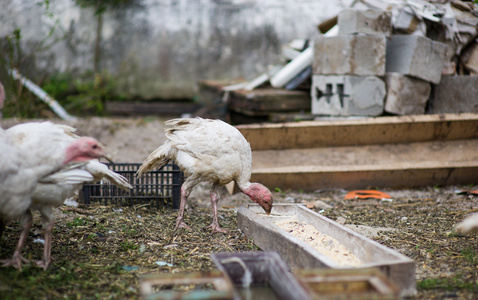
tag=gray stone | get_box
[338,8,392,36]
[313,35,386,76]
[385,73,431,115]
[311,75,385,116]
[385,35,448,84]
[428,75,478,113]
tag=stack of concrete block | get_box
[427,76,478,113]
[311,9,389,116]
[312,8,450,117]
[384,35,448,115]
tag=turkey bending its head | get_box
[243,182,273,215]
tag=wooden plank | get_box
[251,164,478,192]
[269,112,315,123]
[236,113,478,150]
[228,88,310,116]
[197,79,311,120]
[250,139,478,191]
[105,101,200,116]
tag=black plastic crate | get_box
[81,163,183,209]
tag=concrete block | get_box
[313,35,386,76]
[393,6,422,34]
[384,73,431,115]
[311,75,385,116]
[428,76,478,114]
[385,35,448,84]
[338,8,392,36]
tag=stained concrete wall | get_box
[0,0,347,99]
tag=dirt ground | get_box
[1,116,477,299]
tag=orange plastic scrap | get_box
[455,190,478,195]
[344,190,392,201]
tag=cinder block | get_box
[385,35,448,84]
[313,35,386,76]
[427,75,478,113]
[311,75,385,116]
[393,6,421,34]
[338,8,392,36]
[384,73,431,115]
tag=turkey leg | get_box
[174,187,191,231]
[1,210,32,270]
[35,219,54,270]
[207,185,229,234]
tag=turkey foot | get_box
[1,251,29,270]
[174,218,191,231]
[34,258,51,270]
[207,222,230,234]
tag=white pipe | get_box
[270,47,313,88]
[9,68,77,121]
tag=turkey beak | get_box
[264,206,272,215]
[102,153,114,163]
[97,141,114,162]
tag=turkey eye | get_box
[92,145,98,149]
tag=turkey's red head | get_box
[245,183,273,215]
[64,137,108,164]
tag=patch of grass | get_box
[120,241,139,252]
[66,217,88,227]
[418,274,478,292]
[460,247,477,264]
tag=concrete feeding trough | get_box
[237,204,416,297]
[211,251,311,300]
[139,271,234,300]
[295,268,399,300]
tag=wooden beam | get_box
[252,163,478,192]
[237,113,478,150]
[228,88,310,116]
[250,138,478,191]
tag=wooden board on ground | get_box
[236,113,478,150]
[250,139,478,191]
[228,88,310,116]
[234,113,478,191]
[197,79,310,120]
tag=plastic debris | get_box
[155,261,173,267]
[345,190,393,201]
[33,238,45,245]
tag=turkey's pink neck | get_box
[241,183,260,201]
[63,138,99,164]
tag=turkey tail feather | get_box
[136,143,171,177]
[102,169,133,191]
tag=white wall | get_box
[0,0,349,99]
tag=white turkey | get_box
[2,121,132,269]
[136,117,273,233]
[455,213,478,233]
[0,131,107,269]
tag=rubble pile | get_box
[311,0,478,116]
[222,0,478,119]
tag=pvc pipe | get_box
[9,68,77,121]
[270,47,313,88]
